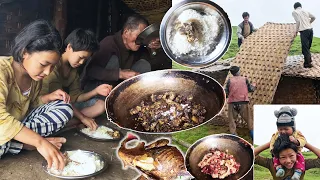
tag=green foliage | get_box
[172,124,252,153]
[289,36,320,56]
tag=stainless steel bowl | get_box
[42,150,107,179]
[160,0,232,68]
[185,134,254,180]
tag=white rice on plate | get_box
[48,150,104,176]
[169,8,221,57]
[81,126,118,139]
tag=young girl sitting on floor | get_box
[0,20,73,170]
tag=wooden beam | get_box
[111,0,119,34]
[53,0,67,39]
[95,0,102,39]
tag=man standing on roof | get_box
[237,12,256,47]
[292,2,316,68]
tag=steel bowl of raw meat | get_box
[160,0,232,68]
[105,70,226,134]
[185,134,254,180]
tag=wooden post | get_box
[111,0,119,34]
[53,0,67,40]
[95,0,102,39]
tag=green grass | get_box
[172,61,190,70]
[172,125,213,153]
[219,26,240,60]
[172,124,252,154]
[254,148,320,180]
[254,164,274,180]
[289,35,320,56]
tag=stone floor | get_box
[0,117,253,180]
[0,118,172,180]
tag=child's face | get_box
[22,51,59,81]
[277,126,294,135]
[279,148,297,169]
[66,45,92,68]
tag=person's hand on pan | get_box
[119,69,140,80]
[148,38,161,50]
[95,84,113,97]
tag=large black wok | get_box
[105,70,225,134]
[185,134,254,180]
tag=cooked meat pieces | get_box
[175,19,204,43]
[108,130,120,138]
[129,92,206,132]
[198,149,240,179]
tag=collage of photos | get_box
[0,0,319,180]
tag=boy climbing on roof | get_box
[225,66,256,140]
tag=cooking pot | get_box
[105,70,226,134]
[185,134,254,180]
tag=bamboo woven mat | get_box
[122,0,171,24]
[273,77,317,104]
[199,53,320,79]
[216,22,297,127]
[282,53,320,79]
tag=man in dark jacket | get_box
[80,14,166,92]
[237,12,256,47]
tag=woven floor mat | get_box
[216,22,297,127]
[282,53,320,79]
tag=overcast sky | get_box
[173,0,320,37]
[254,105,320,151]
